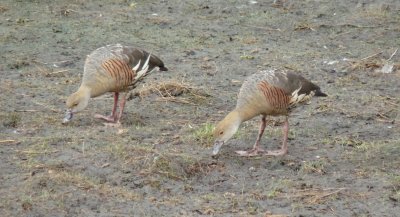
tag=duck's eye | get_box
[219,131,224,135]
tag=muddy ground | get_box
[1,0,399,216]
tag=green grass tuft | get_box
[192,123,214,147]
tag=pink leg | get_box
[94,92,119,122]
[96,92,128,127]
[236,115,267,156]
[264,116,288,156]
[236,116,289,157]
[115,92,128,123]
[111,92,119,118]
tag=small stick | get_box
[14,109,39,112]
[336,23,377,28]
[376,118,394,123]
[17,150,58,154]
[50,69,69,74]
[359,52,382,61]
[290,187,346,195]
[309,188,345,203]
[377,113,390,119]
[332,31,351,38]
[82,142,85,155]
[32,59,73,66]
[243,25,282,32]
[385,101,399,107]
[0,140,19,144]
[387,48,398,61]
[156,97,196,105]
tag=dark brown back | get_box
[122,46,168,72]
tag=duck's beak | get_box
[62,109,73,124]
[212,140,224,156]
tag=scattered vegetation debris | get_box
[146,16,170,25]
[130,80,210,105]
[346,49,400,72]
[266,214,288,217]
[8,58,30,69]
[0,5,8,13]
[240,36,259,45]
[0,139,20,145]
[2,112,21,128]
[129,2,137,8]
[389,175,400,202]
[31,60,71,77]
[294,22,315,31]
[16,18,31,25]
[48,4,80,16]
[240,54,255,60]
[184,160,221,177]
[243,25,281,32]
[380,48,398,74]
[138,149,222,180]
[380,62,394,74]
[21,201,33,211]
[191,123,214,147]
[300,160,327,175]
[284,188,346,204]
[141,80,191,97]
[59,7,77,16]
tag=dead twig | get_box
[336,23,377,28]
[378,96,399,107]
[243,25,282,32]
[32,59,74,67]
[307,188,345,203]
[284,188,346,204]
[294,23,316,31]
[0,140,20,145]
[359,51,383,61]
[319,23,377,29]
[14,109,39,112]
[346,51,386,71]
[50,69,69,75]
[156,97,196,105]
[17,150,58,154]
[387,48,398,61]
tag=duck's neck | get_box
[235,105,259,122]
[224,110,243,128]
[77,85,92,99]
[80,83,104,98]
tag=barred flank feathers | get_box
[101,59,135,89]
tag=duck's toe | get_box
[94,114,117,122]
[235,148,265,157]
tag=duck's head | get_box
[63,87,90,123]
[212,111,242,156]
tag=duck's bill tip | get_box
[212,141,224,156]
[62,111,73,124]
